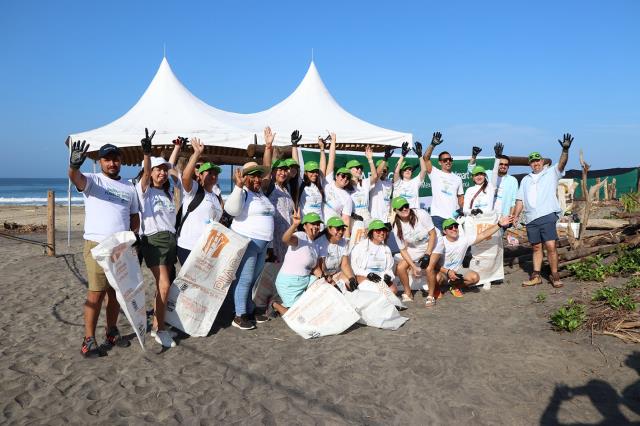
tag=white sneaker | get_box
[154,330,177,348]
[421,284,429,292]
[150,329,178,339]
[401,293,413,302]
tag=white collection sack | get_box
[282,279,359,339]
[343,280,409,330]
[347,220,367,252]
[166,222,249,337]
[91,231,146,349]
[464,213,504,287]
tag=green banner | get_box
[573,168,639,199]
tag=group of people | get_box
[68,127,573,358]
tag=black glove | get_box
[418,254,431,269]
[291,130,302,147]
[470,208,483,216]
[430,131,443,147]
[413,141,423,157]
[383,146,395,161]
[69,140,89,170]
[472,146,482,157]
[401,141,411,157]
[141,128,155,155]
[351,212,364,222]
[366,273,381,283]
[494,142,504,157]
[348,277,359,291]
[558,133,573,152]
[383,274,393,286]
[453,208,464,218]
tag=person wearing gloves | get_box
[272,210,324,315]
[176,138,223,265]
[463,166,496,216]
[513,134,573,288]
[224,159,274,330]
[426,216,512,306]
[323,132,353,237]
[391,196,437,302]
[369,146,395,223]
[315,216,359,291]
[467,143,518,219]
[350,220,396,290]
[422,132,464,231]
[393,141,428,209]
[345,145,380,223]
[293,133,326,220]
[136,129,182,348]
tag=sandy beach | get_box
[1,206,639,424]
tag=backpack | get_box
[175,184,205,238]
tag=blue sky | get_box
[1,0,638,178]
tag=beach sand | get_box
[1,206,639,424]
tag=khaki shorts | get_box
[83,240,109,292]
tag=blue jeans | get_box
[230,238,269,316]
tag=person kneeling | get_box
[350,220,396,291]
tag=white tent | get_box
[67,57,254,160]
[224,61,412,147]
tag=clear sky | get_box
[1,0,638,178]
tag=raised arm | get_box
[167,137,185,181]
[262,127,275,168]
[325,132,337,176]
[413,142,428,181]
[467,145,482,172]
[318,137,327,177]
[182,137,204,193]
[291,129,301,166]
[139,128,155,193]
[557,133,573,172]
[282,207,301,247]
[489,142,503,187]
[422,131,443,174]
[364,145,379,185]
[68,140,90,191]
[393,141,410,183]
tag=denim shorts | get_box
[526,213,559,244]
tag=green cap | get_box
[367,219,388,231]
[326,216,347,228]
[399,161,414,171]
[345,159,363,169]
[284,158,299,167]
[528,152,542,162]
[304,160,320,172]
[442,218,458,230]
[391,196,409,210]
[198,162,221,174]
[471,165,486,175]
[375,159,386,168]
[336,167,352,178]
[272,159,289,169]
[301,212,323,225]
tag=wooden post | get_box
[47,190,55,256]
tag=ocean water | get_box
[0,177,233,206]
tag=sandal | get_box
[425,296,436,307]
[550,273,564,288]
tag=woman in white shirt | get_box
[393,141,427,209]
[391,196,437,302]
[315,216,358,290]
[295,136,327,220]
[463,166,496,216]
[272,210,324,315]
[345,145,379,222]
[350,220,396,290]
[323,133,353,237]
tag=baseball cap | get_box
[442,218,459,230]
[368,219,388,231]
[284,158,299,167]
[150,157,172,169]
[346,159,363,169]
[528,152,542,162]
[391,196,409,210]
[272,159,289,169]
[471,165,486,175]
[326,216,347,228]
[198,162,221,174]
[98,144,120,158]
[399,161,414,171]
[336,167,352,177]
[304,160,320,172]
[301,212,323,225]
[375,159,386,168]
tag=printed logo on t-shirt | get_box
[106,187,132,205]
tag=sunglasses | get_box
[352,166,363,171]
[337,173,351,179]
[396,205,410,211]
[444,224,459,230]
[440,158,453,163]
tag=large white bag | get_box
[91,231,146,349]
[166,222,249,336]
[464,213,504,287]
[347,220,367,252]
[343,280,409,330]
[282,279,360,339]
[252,262,281,308]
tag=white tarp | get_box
[464,213,504,288]
[166,222,249,336]
[282,279,360,339]
[91,231,146,349]
[343,280,409,330]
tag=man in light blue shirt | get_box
[514,134,573,288]
[468,143,518,218]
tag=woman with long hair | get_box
[463,166,495,216]
[349,220,396,290]
[315,216,358,290]
[323,132,353,237]
[296,137,327,220]
[393,141,427,209]
[391,196,437,302]
[345,145,380,222]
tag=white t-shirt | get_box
[393,176,422,209]
[81,173,139,243]
[428,167,464,218]
[463,183,496,215]
[433,233,476,272]
[350,238,395,279]
[316,234,351,276]
[230,189,275,242]
[279,232,319,276]
[323,172,353,219]
[369,179,393,222]
[350,178,372,219]
[299,182,324,220]
[393,209,436,261]
[136,182,176,236]
[177,181,223,251]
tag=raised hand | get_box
[366,272,381,283]
[401,141,411,157]
[291,130,302,147]
[264,127,276,147]
[383,146,395,160]
[141,128,155,155]
[69,140,89,169]
[558,133,573,151]
[234,168,244,188]
[292,207,301,226]
[317,136,325,151]
[494,142,504,157]
[472,146,482,157]
[329,132,336,144]
[364,145,374,161]
[430,131,443,147]
[191,137,204,156]
[413,141,423,157]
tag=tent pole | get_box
[67,142,72,248]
